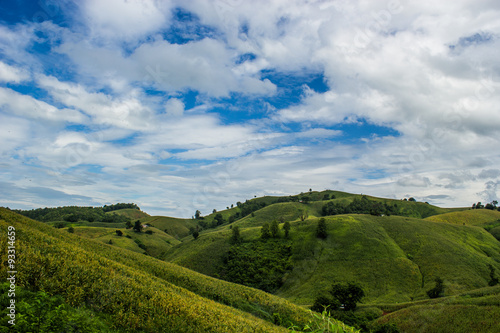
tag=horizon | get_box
[1,1,499,217]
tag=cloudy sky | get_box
[1,0,499,217]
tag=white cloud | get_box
[0,62,29,83]
[80,0,171,41]
[0,87,86,123]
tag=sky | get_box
[0,0,499,217]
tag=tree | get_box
[427,277,445,298]
[133,220,143,233]
[283,221,291,238]
[213,209,217,213]
[261,222,271,239]
[408,197,416,202]
[322,194,330,201]
[67,226,74,233]
[299,209,308,221]
[125,220,133,229]
[213,213,225,226]
[316,218,327,239]
[488,264,499,286]
[115,230,123,236]
[270,220,280,238]
[192,229,199,240]
[230,226,242,244]
[195,210,202,219]
[329,282,365,311]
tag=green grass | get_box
[166,214,500,306]
[69,226,181,257]
[425,209,500,226]
[373,286,500,332]
[0,208,359,332]
[140,215,198,239]
[105,208,149,219]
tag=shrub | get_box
[427,277,445,298]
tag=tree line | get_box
[13,203,140,223]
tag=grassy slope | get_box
[0,208,358,332]
[425,209,500,226]
[70,226,181,257]
[165,214,500,306]
[373,286,500,333]
[140,215,198,239]
[105,208,150,219]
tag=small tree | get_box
[270,220,280,238]
[214,213,225,226]
[261,222,271,239]
[133,220,143,233]
[299,209,308,221]
[125,220,133,229]
[427,277,445,298]
[330,282,365,311]
[488,264,499,286]
[283,221,291,238]
[67,226,74,233]
[192,229,199,240]
[116,230,123,236]
[316,218,328,239]
[230,226,242,244]
[195,210,201,219]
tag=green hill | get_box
[69,225,181,257]
[425,209,500,226]
[165,214,500,306]
[105,208,150,219]
[0,208,358,332]
[372,286,500,332]
[140,215,198,239]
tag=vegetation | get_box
[0,208,357,332]
[316,218,328,239]
[427,277,445,299]
[13,203,140,223]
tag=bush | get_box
[427,277,445,298]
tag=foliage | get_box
[427,277,445,299]
[221,240,293,293]
[261,222,271,239]
[329,282,365,311]
[289,309,360,333]
[271,220,280,238]
[0,208,334,332]
[115,229,123,236]
[13,204,139,223]
[230,226,242,244]
[0,283,119,332]
[488,264,499,286]
[316,218,328,239]
[133,220,142,232]
[283,221,291,238]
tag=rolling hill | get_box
[0,208,357,332]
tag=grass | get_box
[140,215,198,239]
[373,286,500,332]
[69,225,181,257]
[425,209,500,226]
[105,208,149,219]
[166,214,500,306]
[0,208,358,332]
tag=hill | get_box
[425,209,500,226]
[372,285,500,332]
[140,215,198,239]
[105,208,150,220]
[165,213,500,306]
[0,208,358,332]
[69,225,181,257]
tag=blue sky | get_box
[1,0,500,217]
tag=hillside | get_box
[0,208,358,332]
[165,213,500,306]
[69,225,181,257]
[106,208,150,219]
[373,285,500,332]
[425,209,500,226]
[140,215,198,239]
